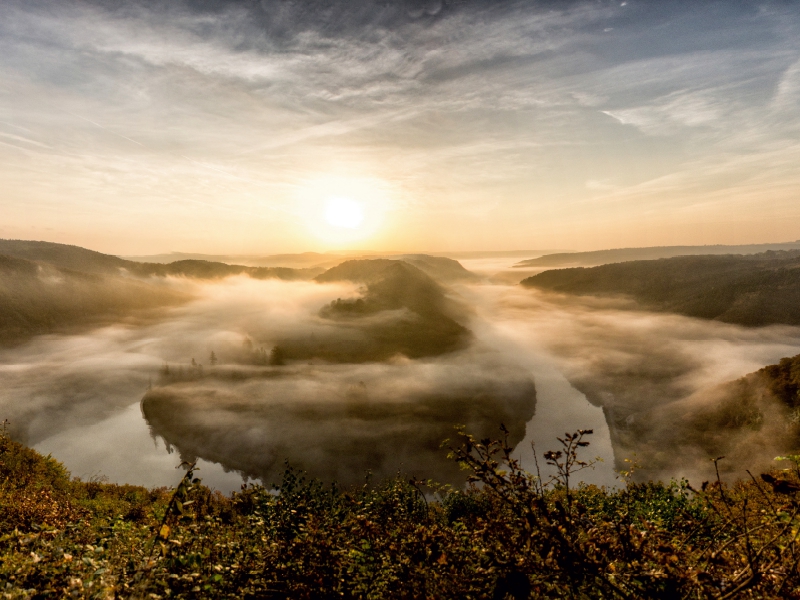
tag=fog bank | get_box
[5,265,798,490]
[465,284,800,482]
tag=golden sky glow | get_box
[0,1,799,254]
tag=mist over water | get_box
[467,284,800,482]
[2,258,800,491]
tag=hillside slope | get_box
[590,353,800,480]
[0,239,129,274]
[0,254,186,342]
[0,240,320,342]
[307,259,471,361]
[521,251,800,326]
[8,427,800,598]
[0,239,320,281]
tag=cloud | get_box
[0,132,51,149]
[773,57,800,112]
[1,0,799,249]
[602,89,724,135]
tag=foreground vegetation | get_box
[4,426,800,598]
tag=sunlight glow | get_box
[296,174,395,248]
[325,197,364,229]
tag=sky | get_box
[0,0,799,255]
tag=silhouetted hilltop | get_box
[315,258,400,284]
[0,240,321,343]
[123,251,344,269]
[0,239,128,274]
[521,251,800,326]
[316,254,478,283]
[0,240,474,285]
[319,260,462,321]
[0,238,320,281]
[515,242,800,268]
[352,254,479,282]
[397,255,478,282]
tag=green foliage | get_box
[762,353,800,409]
[4,426,800,598]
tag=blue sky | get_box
[1,0,798,253]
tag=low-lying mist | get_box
[463,285,800,483]
[3,260,800,490]
[2,273,538,488]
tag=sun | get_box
[296,174,393,246]
[324,196,364,229]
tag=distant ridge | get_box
[515,241,800,268]
[122,251,344,269]
[0,239,320,281]
[521,250,800,327]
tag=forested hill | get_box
[0,239,478,343]
[0,254,186,342]
[304,259,472,360]
[521,251,800,326]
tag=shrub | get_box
[3,425,800,598]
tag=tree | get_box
[209,351,218,366]
[269,345,285,366]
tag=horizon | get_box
[1,0,799,255]
[5,236,800,261]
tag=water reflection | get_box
[35,402,246,493]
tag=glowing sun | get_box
[325,196,364,229]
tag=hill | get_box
[521,251,800,326]
[305,259,472,361]
[353,254,479,282]
[0,254,186,343]
[0,240,323,343]
[583,352,800,481]
[0,239,321,281]
[515,241,800,268]
[0,239,129,274]
[122,251,345,269]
